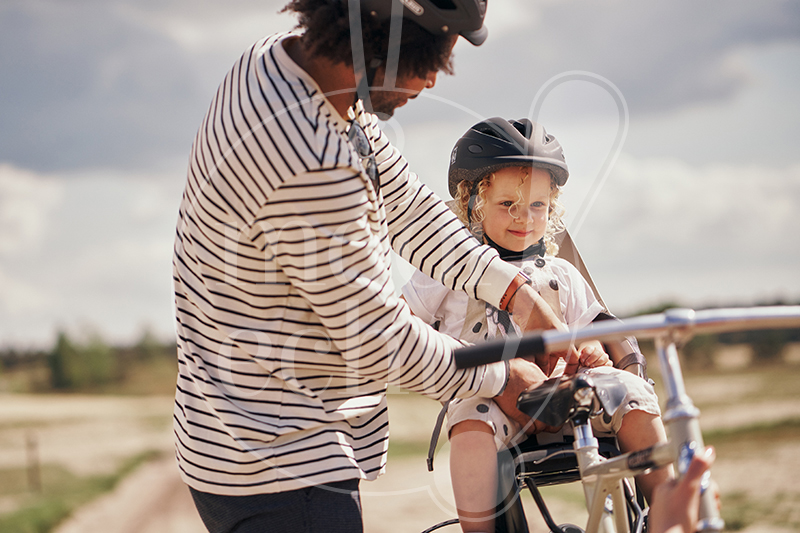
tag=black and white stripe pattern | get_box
[172,32,518,495]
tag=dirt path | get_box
[50,444,800,533]
[53,455,205,533]
[31,384,800,533]
[361,451,588,533]
[0,394,174,476]
[50,447,579,533]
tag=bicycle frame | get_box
[451,305,800,533]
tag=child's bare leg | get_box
[615,410,672,504]
[449,419,498,533]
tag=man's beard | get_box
[366,89,410,119]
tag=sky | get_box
[1,0,799,348]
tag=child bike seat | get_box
[517,373,628,427]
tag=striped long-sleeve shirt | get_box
[172,31,520,495]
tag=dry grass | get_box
[1,359,799,532]
[0,394,174,532]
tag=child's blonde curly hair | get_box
[452,167,566,256]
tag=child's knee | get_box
[619,408,658,429]
[617,409,667,448]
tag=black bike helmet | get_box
[361,0,489,46]
[448,118,569,198]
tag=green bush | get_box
[47,332,117,390]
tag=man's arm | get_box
[505,283,580,376]
[257,167,507,402]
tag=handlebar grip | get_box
[454,334,546,369]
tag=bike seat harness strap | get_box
[427,400,451,471]
[616,351,649,375]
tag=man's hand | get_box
[648,446,718,533]
[508,284,578,375]
[494,358,550,434]
[507,284,562,331]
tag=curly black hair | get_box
[281,0,455,79]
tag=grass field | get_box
[0,351,799,532]
[0,393,174,533]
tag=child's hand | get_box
[562,347,581,376]
[577,341,612,368]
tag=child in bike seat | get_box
[401,118,671,533]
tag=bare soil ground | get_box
[2,358,799,533]
[54,455,204,533]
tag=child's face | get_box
[482,167,551,252]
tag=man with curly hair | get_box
[172,1,567,531]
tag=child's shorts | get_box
[446,366,661,452]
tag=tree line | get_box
[632,299,800,369]
[0,330,176,392]
[1,300,798,391]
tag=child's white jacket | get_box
[402,255,607,341]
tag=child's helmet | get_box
[361,0,489,46]
[448,118,569,198]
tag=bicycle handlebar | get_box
[454,305,800,369]
[453,305,800,533]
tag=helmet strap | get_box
[349,2,404,112]
[348,0,375,110]
[466,180,480,226]
[484,234,546,262]
[381,5,404,90]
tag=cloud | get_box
[1,0,798,345]
[0,0,293,173]
[0,164,64,344]
[0,164,185,347]
[430,0,800,121]
[568,156,800,311]
[582,157,800,250]
[0,164,64,254]
[2,0,798,174]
